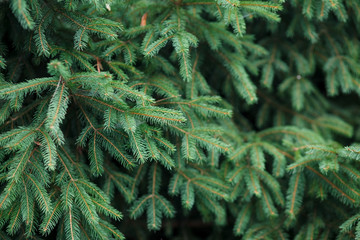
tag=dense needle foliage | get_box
[1,0,360,239]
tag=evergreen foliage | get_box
[1,0,360,239]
